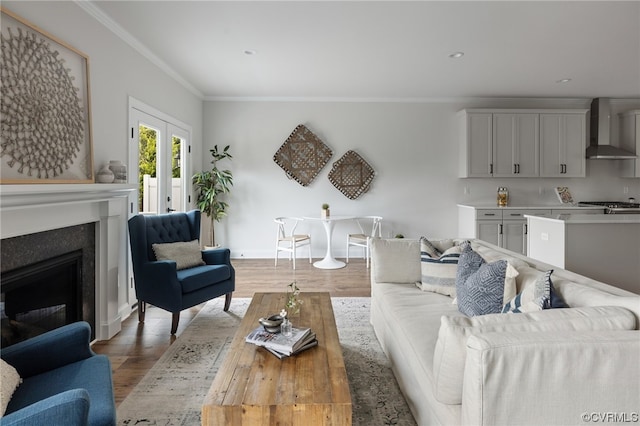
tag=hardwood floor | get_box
[91,258,371,406]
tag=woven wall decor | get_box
[328,150,375,200]
[273,124,332,187]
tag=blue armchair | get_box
[1,322,116,426]
[128,210,235,334]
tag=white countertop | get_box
[525,213,640,224]
[457,203,604,210]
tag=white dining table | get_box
[303,215,355,269]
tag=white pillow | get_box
[152,239,205,270]
[1,359,22,416]
[432,306,637,405]
[418,245,463,297]
[370,238,421,284]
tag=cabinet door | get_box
[493,113,539,177]
[476,220,501,247]
[502,220,526,255]
[540,113,586,177]
[464,113,493,177]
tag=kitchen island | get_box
[526,214,640,294]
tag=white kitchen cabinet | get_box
[458,206,551,255]
[459,109,587,178]
[493,113,539,177]
[459,112,493,177]
[620,110,640,178]
[539,112,587,177]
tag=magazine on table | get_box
[246,326,312,355]
[264,332,318,359]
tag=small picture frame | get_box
[555,187,574,204]
[0,7,94,184]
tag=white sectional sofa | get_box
[370,238,640,426]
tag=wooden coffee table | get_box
[202,292,352,425]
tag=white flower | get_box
[280,309,287,318]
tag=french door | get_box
[128,99,191,216]
[126,98,192,306]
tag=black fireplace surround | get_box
[1,223,95,346]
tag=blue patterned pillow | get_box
[456,245,508,316]
[502,270,567,313]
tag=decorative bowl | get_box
[258,314,283,333]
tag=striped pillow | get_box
[418,245,463,297]
[502,270,567,313]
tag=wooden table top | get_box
[202,292,352,425]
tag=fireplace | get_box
[0,184,136,341]
[1,250,84,346]
[1,224,95,346]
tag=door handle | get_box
[167,207,176,212]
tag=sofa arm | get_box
[202,247,231,266]
[461,330,640,426]
[2,389,90,426]
[0,322,94,378]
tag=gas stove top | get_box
[578,201,640,214]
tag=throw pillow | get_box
[432,305,637,405]
[502,270,567,313]
[152,239,205,270]
[418,245,463,297]
[370,238,421,283]
[1,359,22,416]
[419,236,443,258]
[456,245,508,316]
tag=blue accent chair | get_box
[1,322,116,426]
[128,210,235,334]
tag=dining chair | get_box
[346,216,383,268]
[274,217,312,269]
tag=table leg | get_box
[313,220,346,269]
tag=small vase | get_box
[321,208,330,219]
[109,160,127,183]
[96,164,115,183]
[281,318,292,337]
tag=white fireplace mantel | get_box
[1,183,136,340]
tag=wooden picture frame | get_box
[0,7,94,184]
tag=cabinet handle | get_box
[490,164,493,174]
[484,213,496,216]
[514,164,517,174]
[499,224,503,235]
[517,164,520,174]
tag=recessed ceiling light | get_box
[448,52,464,59]
[243,49,257,56]
[556,78,572,83]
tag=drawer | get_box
[504,209,552,219]
[476,209,503,219]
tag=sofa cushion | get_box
[177,264,231,293]
[456,245,509,316]
[371,238,421,284]
[432,305,637,405]
[1,359,21,416]
[502,270,567,313]
[419,245,462,297]
[152,239,205,270]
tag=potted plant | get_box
[192,145,233,247]
[321,203,330,219]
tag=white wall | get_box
[205,99,640,258]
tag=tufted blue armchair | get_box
[128,210,235,334]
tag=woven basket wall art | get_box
[273,124,333,187]
[328,150,375,200]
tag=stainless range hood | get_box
[586,98,637,159]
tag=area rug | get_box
[117,297,416,426]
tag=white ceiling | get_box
[89,1,640,100]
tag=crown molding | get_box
[75,0,203,99]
